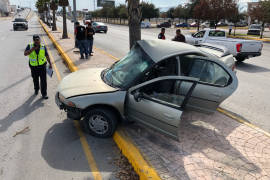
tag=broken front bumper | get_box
[55,93,82,120]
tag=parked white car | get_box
[185,29,263,62]
[141,21,151,28]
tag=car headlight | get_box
[59,93,76,107]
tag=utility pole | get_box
[73,0,77,24]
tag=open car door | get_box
[126,76,198,139]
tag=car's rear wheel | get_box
[13,27,16,31]
[83,108,117,138]
[104,30,107,33]
[236,57,245,62]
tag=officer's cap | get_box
[33,35,40,40]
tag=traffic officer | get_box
[24,35,52,99]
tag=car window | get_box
[201,62,230,86]
[104,45,154,88]
[209,31,225,37]
[139,79,187,108]
[97,22,105,25]
[180,55,230,86]
[142,56,179,83]
[193,31,205,38]
[14,18,26,22]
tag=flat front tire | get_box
[83,108,117,138]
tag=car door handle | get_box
[163,113,174,119]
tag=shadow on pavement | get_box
[41,119,90,172]
[41,119,118,174]
[0,75,31,94]
[125,110,261,179]
[0,95,44,132]
[236,62,270,73]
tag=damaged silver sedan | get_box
[55,40,238,139]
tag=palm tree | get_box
[59,0,69,39]
[50,0,58,31]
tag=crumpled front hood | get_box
[58,68,118,98]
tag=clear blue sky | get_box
[10,0,251,12]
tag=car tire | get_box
[13,27,16,31]
[236,57,245,62]
[104,30,107,33]
[83,108,117,138]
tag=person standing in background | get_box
[158,28,166,40]
[172,29,186,42]
[229,25,233,35]
[85,22,95,56]
[75,22,88,59]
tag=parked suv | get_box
[55,40,238,139]
[247,24,261,35]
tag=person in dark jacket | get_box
[85,22,95,56]
[75,22,88,59]
[172,29,186,42]
[158,28,166,40]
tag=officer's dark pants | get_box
[30,64,47,96]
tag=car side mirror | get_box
[133,91,143,102]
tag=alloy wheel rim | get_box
[89,114,109,135]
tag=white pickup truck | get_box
[185,29,263,62]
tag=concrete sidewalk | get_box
[41,21,270,180]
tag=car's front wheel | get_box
[83,108,117,138]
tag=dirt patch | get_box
[114,154,139,180]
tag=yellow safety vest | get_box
[29,43,47,66]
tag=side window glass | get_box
[209,31,215,36]
[180,55,205,78]
[142,56,179,83]
[194,31,205,38]
[209,31,225,37]
[139,79,188,107]
[200,62,230,86]
[212,63,230,86]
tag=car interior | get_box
[134,54,231,108]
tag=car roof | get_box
[136,40,202,62]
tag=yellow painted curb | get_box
[39,19,78,72]
[217,107,270,138]
[113,130,161,180]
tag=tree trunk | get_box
[260,22,264,39]
[197,20,200,32]
[62,6,68,39]
[120,18,121,24]
[52,9,57,31]
[234,24,236,36]
[127,0,142,49]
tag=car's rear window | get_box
[14,18,26,22]
[97,22,105,25]
[250,25,261,29]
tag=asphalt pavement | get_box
[0,13,122,180]
[56,17,270,133]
